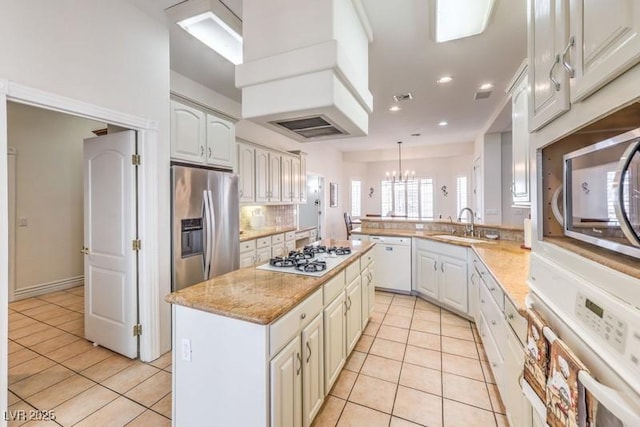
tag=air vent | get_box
[271,116,346,140]
[474,91,492,100]
[393,93,413,102]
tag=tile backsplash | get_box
[240,205,297,231]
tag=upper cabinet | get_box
[528,0,570,131]
[529,0,640,130]
[238,143,256,203]
[568,0,640,102]
[170,99,235,169]
[508,62,531,206]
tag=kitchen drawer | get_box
[285,240,295,253]
[505,298,527,345]
[284,231,296,241]
[240,239,256,253]
[256,247,271,264]
[360,249,374,270]
[309,229,317,239]
[346,260,360,285]
[323,271,346,305]
[479,282,506,359]
[270,288,323,357]
[474,260,504,311]
[271,243,285,258]
[256,237,270,249]
[271,233,284,244]
[296,231,310,240]
[477,310,504,387]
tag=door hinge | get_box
[132,154,141,166]
[133,324,142,336]
[132,239,142,251]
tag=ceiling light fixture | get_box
[438,121,448,126]
[385,141,415,182]
[434,0,495,43]
[437,76,453,84]
[177,11,243,65]
[389,105,401,112]
[479,83,494,90]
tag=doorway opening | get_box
[299,174,324,240]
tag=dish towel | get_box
[546,339,597,427]
[523,308,550,401]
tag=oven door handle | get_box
[578,371,640,426]
[613,139,640,246]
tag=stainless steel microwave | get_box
[564,128,640,258]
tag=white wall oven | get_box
[564,128,640,258]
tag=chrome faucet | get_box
[457,207,475,236]
[447,216,456,234]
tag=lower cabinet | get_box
[504,324,532,427]
[323,292,346,394]
[345,276,362,354]
[360,263,376,326]
[271,336,303,427]
[413,239,468,314]
[302,313,324,427]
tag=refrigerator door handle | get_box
[203,189,213,280]
[207,189,216,279]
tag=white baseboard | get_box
[13,275,84,300]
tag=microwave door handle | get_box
[578,371,640,426]
[207,190,216,279]
[203,190,212,279]
[613,140,640,246]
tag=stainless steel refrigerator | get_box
[171,164,240,291]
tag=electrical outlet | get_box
[415,224,424,230]
[181,338,191,362]
[18,217,28,227]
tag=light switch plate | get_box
[181,338,191,362]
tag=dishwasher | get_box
[370,236,411,292]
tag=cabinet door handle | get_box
[208,147,212,158]
[549,54,561,91]
[433,260,437,271]
[239,189,243,197]
[300,313,306,320]
[306,341,312,363]
[296,352,301,375]
[489,286,496,291]
[491,320,497,325]
[347,296,352,310]
[440,263,444,273]
[200,146,204,156]
[562,36,575,78]
[508,314,514,320]
[344,301,348,316]
[481,299,485,304]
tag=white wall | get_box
[500,132,529,228]
[8,103,104,297]
[0,0,172,367]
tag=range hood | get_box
[236,0,374,141]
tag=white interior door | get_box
[84,130,138,358]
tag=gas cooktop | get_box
[256,246,355,277]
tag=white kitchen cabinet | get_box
[301,313,324,427]
[170,100,206,164]
[282,155,293,203]
[256,247,271,264]
[367,262,376,318]
[238,143,256,203]
[504,324,533,427]
[205,113,235,169]
[323,292,346,394]
[345,276,362,354]
[270,152,282,201]
[299,154,307,203]
[272,243,285,258]
[292,156,302,203]
[285,240,296,253]
[569,0,640,103]
[413,239,468,314]
[255,148,271,203]
[415,249,440,300]
[509,64,531,206]
[271,335,302,427]
[240,239,257,268]
[170,99,235,169]
[528,0,570,131]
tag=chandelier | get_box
[385,141,415,182]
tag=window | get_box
[380,178,434,218]
[350,180,361,217]
[456,176,469,220]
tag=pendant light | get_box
[385,141,415,182]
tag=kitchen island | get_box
[166,239,375,427]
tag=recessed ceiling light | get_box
[479,83,494,90]
[437,76,453,84]
[389,105,401,112]
[178,11,243,65]
[438,121,448,126]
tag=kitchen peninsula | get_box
[166,239,375,427]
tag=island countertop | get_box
[165,239,374,325]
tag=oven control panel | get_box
[575,293,627,353]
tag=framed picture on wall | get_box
[329,182,338,207]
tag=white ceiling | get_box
[132,0,526,153]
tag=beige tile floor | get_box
[7,287,171,426]
[312,291,508,427]
[8,288,507,427]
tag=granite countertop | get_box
[355,227,531,313]
[239,225,318,242]
[166,239,374,325]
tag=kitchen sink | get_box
[432,235,492,244]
